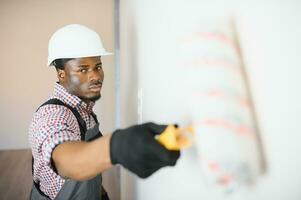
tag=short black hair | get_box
[51,58,73,70]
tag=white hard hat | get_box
[47,24,112,66]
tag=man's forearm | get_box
[52,134,112,181]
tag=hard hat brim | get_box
[47,51,113,66]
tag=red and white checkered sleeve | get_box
[37,104,81,168]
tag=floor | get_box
[0,149,32,200]
[0,149,120,200]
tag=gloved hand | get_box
[110,122,180,178]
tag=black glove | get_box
[110,122,180,178]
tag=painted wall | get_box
[0,1,119,199]
[119,0,301,199]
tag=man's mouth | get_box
[89,83,102,92]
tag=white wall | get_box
[119,0,301,199]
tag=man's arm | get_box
[52,134,112,181]
[52,122,180,180]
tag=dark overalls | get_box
[29,99,109,200]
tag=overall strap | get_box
[91,112,99,124]
[38,98,87,139]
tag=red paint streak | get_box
[207,90,224,97]
[177,59,241,76]
[218,174,233,185]
[198,119,254,136]
[238,98,250,108]
[192,90,251,109]
[192,59,240,71]
[208,160,219,172]
[179,32,239,54]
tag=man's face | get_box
[58,56,104,103]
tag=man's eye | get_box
[96,66,102,70]
[80,69,87,73]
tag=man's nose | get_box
[89,70,103,82]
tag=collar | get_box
[53,82,95,114]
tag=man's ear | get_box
[57,69,65,82]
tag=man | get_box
[29,24,180,200]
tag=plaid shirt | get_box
[29,83,97,199]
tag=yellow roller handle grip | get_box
[155,125,194,150]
